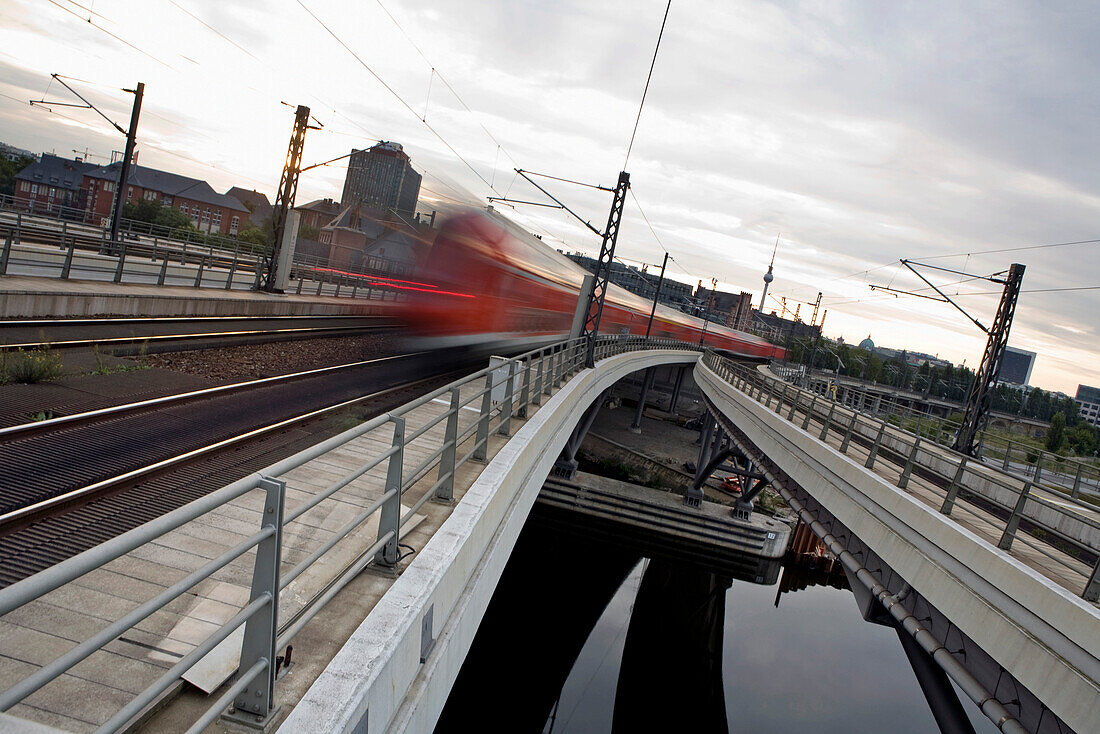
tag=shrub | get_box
[6,347,63,383]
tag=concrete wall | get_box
[771,368,1100,551]
[696,360,1100,733]
[278,350,700,734]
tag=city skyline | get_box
[1,0,1097,394]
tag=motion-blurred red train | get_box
[399,208,785,361]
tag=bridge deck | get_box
[0,367,539,732]
[758,365,1098,599]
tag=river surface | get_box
[436,506,996,733]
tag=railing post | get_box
[1072,464,1083,500]
[940,458,968,515]
[898,435,922,489]
[296,277,304,295]
[1084,559,1100,603]
[14,212,21,244]
[998,480,1033,551]
[435,388,461,503]
[225,258,237,290]
[60,220,67,249]
[774,385,785,415]
[541,349,551,397]
[1033,452,1044,486]
[0,229,12,275]
[61,237,75,279]
[230,476,284,725]
[498,360,516,436]
[157,256,169,286]
[518,356,532,419]
[1002,441,1012,471]
[839,410,857,454]
[802,394,817,431]
[820,402,836,441]
[253,262,263,289]
[533,351,546,404]
[194,255,205,287]
[865,419,888,469]
[375,417,405,566]
[113,242,127,283]
[787,388,798,421]
[473,371,494,462]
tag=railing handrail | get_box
[0,335,700,731]
[701,349,1100,603]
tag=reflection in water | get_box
[435,506,995,733]
[613,560,731,733]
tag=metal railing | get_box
[0,223,408,301]
[702,350,1100,602]
[0,335,697,731]
[0,193,416,278]
[781,361,1100,501]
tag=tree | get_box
[0,155,34,197]
[122,199,196,231]
[237,224,268,248]
[1046,411,1066,453]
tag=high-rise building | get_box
[999,346,1036,386]
[340,142,421,217]
[1076,385,1100,427]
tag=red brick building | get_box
[13,154,97,217]
[82,162,250,236]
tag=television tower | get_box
[758,233,779,310]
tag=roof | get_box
[84,161,248,212]
[295,198,342,215]
[14,153,96,191]
[226,187,273,219]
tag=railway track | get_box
[0,314,396,352]
[0,350,476,585]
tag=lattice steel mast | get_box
[582,171,631,366]
[953,263,1025,456]
[261,104,319,292]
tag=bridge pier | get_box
[629,367,656,433]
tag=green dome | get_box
[859,336,875,351]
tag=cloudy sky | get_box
[2,0,1097,394]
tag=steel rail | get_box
[0,323,392,351]
[0,367,442,532]
[0,352,417,440]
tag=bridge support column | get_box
[892,619,978,734]
[552,389,609,479]
[669,365,686,414]
[629,367,656,433]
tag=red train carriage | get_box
[400,208,784,361]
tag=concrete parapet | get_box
[278,350,700,734]
[697,360,1100,734]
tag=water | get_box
[436,506,996,733]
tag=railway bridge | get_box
[1,339,1098,734]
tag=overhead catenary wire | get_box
[45,0,173,69]
[295,0,500,196]
[623,0,672,169]
[372,0,520,168]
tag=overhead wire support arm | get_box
[513,169,602,236]
[515,169,614,192]
[868,284,948,303]
[486,197,564,210]
[31,74,128,134]
[897,259,989,333]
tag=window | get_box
[19,181,29,192]
[179,203,189,214]
[103,181,115,192]
[30,184,38,195]
[163,196,173,206]
[143,190,158,201]
[48,187,56,199]
[126,186,133,202]
[200,208,210,225]
[212,211,222,229]
[230,216,239,235]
